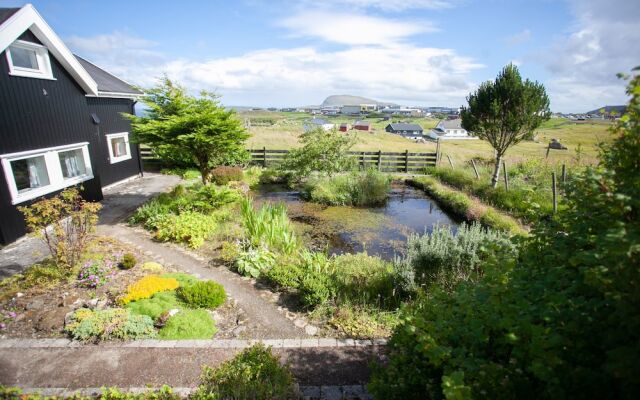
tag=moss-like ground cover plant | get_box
[368,70,640,400]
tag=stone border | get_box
[0,338,387,349]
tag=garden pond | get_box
[252,182,460,261]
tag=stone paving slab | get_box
[0,346,386,388]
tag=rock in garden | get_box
[232,325,247,337]
[36,307,72,332]
[294,318,307,329]
[305,325,319,336]
[26,298,44,311]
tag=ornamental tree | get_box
[129,78,249,183]
[461,64,551,187]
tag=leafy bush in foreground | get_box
[195,344,297,400]
[369,71,640,400]
[240,198,300,254]
[177,280,227,309]
[66,308,156,341]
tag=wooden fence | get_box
[249,148,437,173]
[140,146,439,173]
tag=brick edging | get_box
[0,338,387,349]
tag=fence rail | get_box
[140,146,438,173]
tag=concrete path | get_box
[0,339,385,396]
[0,173,180,278]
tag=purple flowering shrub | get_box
[0,309,18,330]
[77,256,117,288]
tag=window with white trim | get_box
[105,132,131,163]
[6,40,54,80]
[1,143,93,205]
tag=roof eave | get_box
[0,4,99,96]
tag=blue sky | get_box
[2,0,638,112]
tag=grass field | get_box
[240,111,615,166]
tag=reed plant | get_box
[240,197,300,254]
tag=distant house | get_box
[428,119,475,140]
[338,123,350,132]
[385,123,424,138]
[341,104,377,115]
[353,120,371,131]
[304,118,334,132]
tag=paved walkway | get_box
[0,339,385,398]
[0,174,180,278]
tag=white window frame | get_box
[105,132,132,164]
[5,40,55,80]
[1,143,93,205]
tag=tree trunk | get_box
[491,155,502,188]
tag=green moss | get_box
[125,291,183,320]
[158,309,217,339]
[161,273,199,288]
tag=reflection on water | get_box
[251,182,460,261]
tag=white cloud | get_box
[505,29,531,46]
[307,0,457,12]
[278,11,437,46]
[544,0,640,112]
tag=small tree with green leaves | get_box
[461,64,551,187]
[129,78,249,184]
[279,128,356,180]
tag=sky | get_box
[2,0,639,112]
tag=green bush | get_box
[211,166,244,185]
[263,256,305,290]
[369,72,640,400]
[235,245,276,278]
[155,211,221,248]
[195,344,297,400]
[177,280,227,309]
[299,271,335,308]
[161,272,199,287]
[302,169,390,206]
[65,308,156,341]
[126,291,182,320]
[158,309,217,340]
[119,253,137,270]
[395,223,516,292]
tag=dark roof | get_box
[438,119,463,129]
[387,123,423,131]
[0,8,19,25]
[74,55,142,95]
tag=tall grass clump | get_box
[240,197,299,254]
[302,169,391,206]
[394,223,516,292]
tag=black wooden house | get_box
[0,4,144,244]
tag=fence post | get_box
[263,147,267,167]
[446,154,454,169]
[361,151,365,170]
[405,149,409,173]
[552,172,558,213]
[435,139,441,167]
[561,163,567,184]
[377,150,382,171]
[502,161,509,191]
[471,159,480,179]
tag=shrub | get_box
[211,166,244,185]
[394,223,515,292]
[177,280,227,309]
[329,306,400,339]
[77,259,114,288]
[302,169,390,206]
[141,261,164,273]
[119,253,137,270]
[128,201,171,230]
[126,291,182,320]
[19,188,101,271]
[155,211,220,248]
[235,246,276,278]
[65,308,156,341]
[299,271,334,308]
[220,241,240,263]
[158,309,217,340]
[263,257,305,290]
[195,344,297,400]
[119,275,179,305]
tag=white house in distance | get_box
[428,119,476,140]
[304,118,334,132]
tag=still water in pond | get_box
[252,182,460,261]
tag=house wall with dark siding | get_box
[86,97,141,187]
[0,28,140,244]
